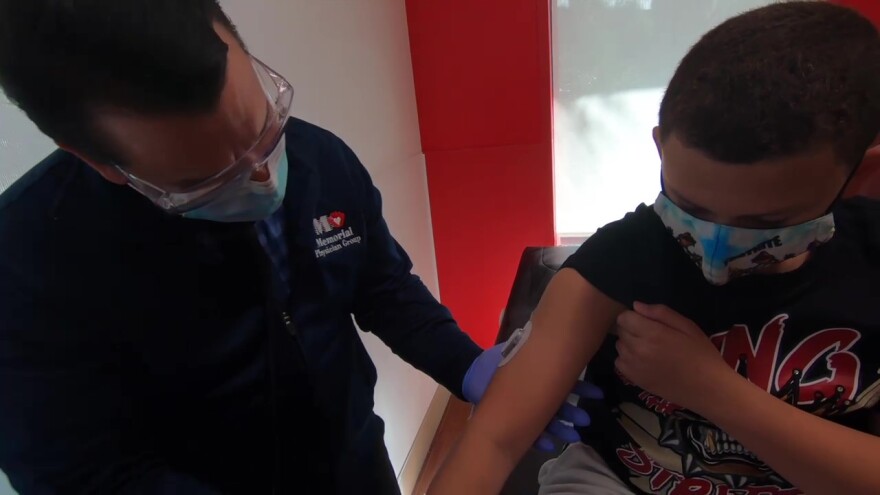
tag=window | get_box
[552,0,772,239]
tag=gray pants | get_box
[538,444,635,495]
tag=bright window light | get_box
[552,0,773,237]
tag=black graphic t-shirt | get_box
[566,197,880,495]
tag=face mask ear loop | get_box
[827,162,862,213]
[708,223,726,283]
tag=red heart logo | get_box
[328,211,346,229]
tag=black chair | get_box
[496,246,579,495]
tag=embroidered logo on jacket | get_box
[313,211,361,258]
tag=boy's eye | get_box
[680,204,715,222]
[737,212,802,229]
[747,219,787,229]
[175,178,208,189]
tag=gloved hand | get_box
[462,338,603,452]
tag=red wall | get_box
[405,0,556,348]
[406,0,879,348]
[832,0,880,26]
[834,0,880,199]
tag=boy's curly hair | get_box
[660,1,880,168]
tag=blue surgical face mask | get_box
[653,193,836,285]
[183,136,289,223]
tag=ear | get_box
[652,126,663,160]
[57,143,129,185]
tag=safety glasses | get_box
[116,57,294,214]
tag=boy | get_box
[429,2,880,494]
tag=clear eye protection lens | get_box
[116,57,293,213]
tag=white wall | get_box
[0,95,55,189]
[0,472,10,495]
[0,1,440,492]
[217,0,441,481]
[0,73,57,495]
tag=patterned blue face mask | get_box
[653,193,836,285]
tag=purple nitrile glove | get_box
[462,339,604,452]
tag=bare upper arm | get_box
[467,267,625,455]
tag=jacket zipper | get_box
[280,310,310,371]
[281,311,297,335]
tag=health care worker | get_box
[0,1,597,494]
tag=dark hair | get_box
[659,1,880,168]
[0,0,241,164]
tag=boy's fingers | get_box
[616,310,655,338]
[633,302,701,336]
